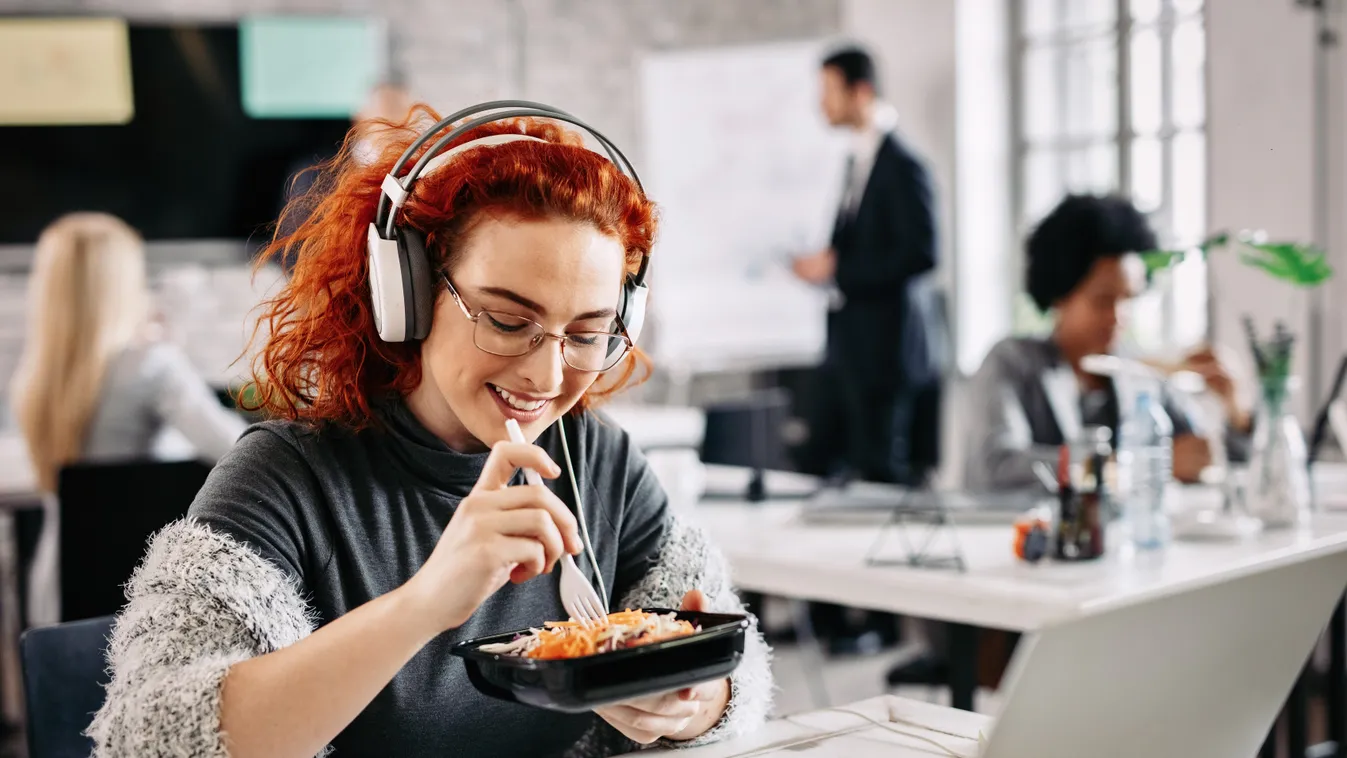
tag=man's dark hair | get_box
[1025,194,1157,311]
[822,46,878,92]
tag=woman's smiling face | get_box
[408,214,628,451]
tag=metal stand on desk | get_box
[863,492,967,573]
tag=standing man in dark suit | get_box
[793,46,941,487]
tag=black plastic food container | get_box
[451,609,749,713]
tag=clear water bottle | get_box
[1126,390,1174,549]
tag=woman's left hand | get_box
[1181,346,1252,432]
[594,590,731,744]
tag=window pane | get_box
[1064,39,1118,139]
[1131,0,1161,24]
[1130,28,1162,134]
[1124,285,1166,354]
[1065,143,1118,194]
[1023,45,1060,142]
[1175,0,1204,16]
[1171,131,1206,245]
[1025,148,1063,225]
[1172,20,1206,128]
[1022,0,1058,38]
[1171,253,1208,348]
[1064,0,1116,32]
[1131,136,1163,212]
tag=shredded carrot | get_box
[523,609,697,660]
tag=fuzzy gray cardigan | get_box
[86,514,772,757]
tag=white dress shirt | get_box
[837,103,899,219]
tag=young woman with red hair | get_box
[88,106,771,758]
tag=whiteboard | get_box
[639,40,848,372]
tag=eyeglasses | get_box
[441,274,632,373]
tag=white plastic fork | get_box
[504,419,607,627]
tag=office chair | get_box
[57,459,211,621]
[20,615,115,758]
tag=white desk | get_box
[0,433,36,505]
[602,404,706,451]
[632,695,987,757]
[696,483,1347,633]
[695,477,1347,714]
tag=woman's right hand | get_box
[402,441,583,633]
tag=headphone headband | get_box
[366,100,652,346]
[374,101,644,249]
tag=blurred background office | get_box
[1,1,1346,757]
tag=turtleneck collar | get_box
[374,397,491,494]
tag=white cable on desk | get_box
[724,706,980,758]
[557,415,609,613]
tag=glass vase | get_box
[1245,375,1311,529]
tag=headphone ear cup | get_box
[616,278,649,349]
[608,287,628,361]
[400,228,436,341]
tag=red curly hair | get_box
[243,105,657,428]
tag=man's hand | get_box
[792,249,836,285]
[593,590,730,744]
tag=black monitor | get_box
[699,389,792,501]
[0,22,350,247]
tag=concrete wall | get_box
[0,0,842,167]
[0,0,847,407]
[1207,0,1345,420]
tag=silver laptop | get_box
[982,545,1347,758]
[799,483,1043,526]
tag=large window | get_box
[1013,0,1207,352]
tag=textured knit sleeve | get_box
[562,414,773,757]
[618,513,776,747]
[565,513,775,757]
[86,519,325,758]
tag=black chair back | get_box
[57,459,211,621]
[20,615,116,758]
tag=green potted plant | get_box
[1144,232,1333,528]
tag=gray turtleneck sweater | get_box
[87,401,772,758]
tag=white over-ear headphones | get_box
[366,100,650,353]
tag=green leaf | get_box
[1140,250,1183,275]
[1241,241,1333,287]
[1199,232,1230,252]
[1239,251,1298,281]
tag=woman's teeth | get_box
[493,385,547,412]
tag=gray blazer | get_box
[962,336,1232,492]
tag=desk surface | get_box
[0,434,36,507]
[603,404,707,451]
[695,489,1347,631]
[635,695,987,757]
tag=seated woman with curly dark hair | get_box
[963,194,1251,491]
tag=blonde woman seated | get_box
[10,213,247,626]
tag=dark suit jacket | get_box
[828,133,942,391]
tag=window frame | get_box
[1009,0,1208,350]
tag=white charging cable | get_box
[556,415,609,613]
[719,706,979,758]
